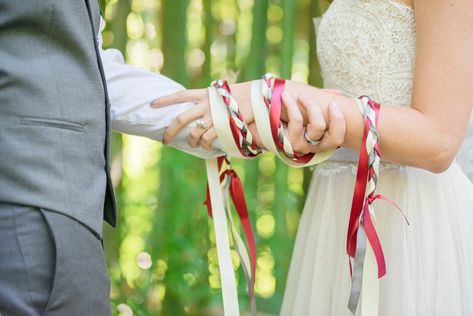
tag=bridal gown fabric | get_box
[280,1,473,315]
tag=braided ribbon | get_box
[205,80,261,316]
[206,79,406,316]
[205,75,335,315]
[346,96,408,315]
[251,74,334,167]
[212,80,262,157]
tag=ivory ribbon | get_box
[204,76,335,316]
[250,79,334,167]
[205,158,240,316]
[206,85,258,316]
[347,97,407,315]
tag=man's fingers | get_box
[187,114,213,148]
[200,127,218,150]
[151,89,206,108]
[281,92,311,154]
[163,103,206,144]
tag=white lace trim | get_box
[313,161,403,176]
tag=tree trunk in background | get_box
[241,0,268,81]
[240,0,270,199]
[309,0,323,87]
[270,0,297,311]
[159,1,211,314]
[161,0,189,86]
[202,0,213,87]
[109,0,131,55]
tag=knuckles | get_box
[189,128,202,139]
[202,133,213,143]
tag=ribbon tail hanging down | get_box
[205,158,240,316]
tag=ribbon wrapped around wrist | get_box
[204,75,335,316]
[346,96,408,316]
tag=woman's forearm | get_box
[288,81,466,173]
[232,80,462,173]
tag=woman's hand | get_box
[282,92,346,154]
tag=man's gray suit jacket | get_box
[0,0,117,236]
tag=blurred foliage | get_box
[101,0,329,315]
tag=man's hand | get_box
[151,82,256,148]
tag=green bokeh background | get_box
[100,0,331,314]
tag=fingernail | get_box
[151,100,160,107]
[330,102,340,110]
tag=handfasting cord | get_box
[206,78,406,316]
[205,74,335,316]
[346,96,383,315]
[206,79,261,316]
[252,74,335,167]
[212,79,262,157]
[261,74,315,162]
[204,157,257,315]
[347,96,408,315]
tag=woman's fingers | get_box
[188,113,213,148]
[283,92,304,141]
[200,127,218,150]
[163,102,207,144]
[312,102,346,152]
[151,89,207,108]
[298,94,327,143]
[322,88,344,96]
[282,92,310,153]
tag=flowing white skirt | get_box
[280,161,473,316]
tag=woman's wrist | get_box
[329,94,364,151]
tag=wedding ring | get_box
[304,130,322,146]
[196,119,208,130]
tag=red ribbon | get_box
[346,99,387,278]
[216,81,260,157]
[204,157,257,294]
[268,78,315,163]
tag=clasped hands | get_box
[152,80,347,155]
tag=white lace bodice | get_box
[317,0,416,106]
[315,0,473,179]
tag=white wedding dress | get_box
[280,0,473,315]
